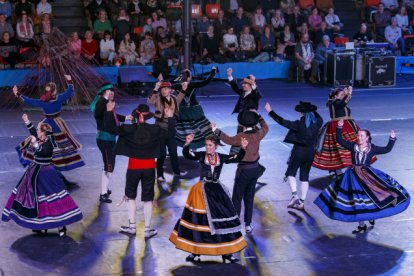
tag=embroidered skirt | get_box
[176,105,213,149]
[2,163,83,230]
[169,181,246,255]
[314,166,410,222]
[16,117,85,171]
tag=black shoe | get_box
[186,254,201,262]
[369,220,375,227]
[99,193,112,203]
[58,226,67,237]
[222,254,239,263]
[352,224,367,234]
[107,189,112,195]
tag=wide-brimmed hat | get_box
[98,83,114,95]
[159,81,172,89]
[295,101,317,113]
[132,104,154,123]
[237,111,260,127]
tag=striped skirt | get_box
[2,163,83,230]
[313,119,365,170]
[176,105,213,149]
[17,117,85,171]
[314,166,410,222]
[169,181,246,255]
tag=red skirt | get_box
[313,119,376,170]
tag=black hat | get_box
[295,101,317,113]
[132,104,154,123]
[237,111,259,127]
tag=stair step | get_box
[58,26,89,36]
[52,6,85,16]
[52,0,84,7]
[53,17,88,26]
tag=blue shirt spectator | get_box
[315,35,336,64]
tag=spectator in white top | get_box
[240,25,257,59]
[395,6,412,35]
[100,30,116,64]
[251,6,266,36]
[271,9,285,36]
[385,17,406,55]
[36,0,52,16]
[16,11,34,47]
[324,8,344,33]
[403,0,414,22]
[382,0,398,14]
[222,26,238,61]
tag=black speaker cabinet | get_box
[365,56,396,87]
[324,52,355,87]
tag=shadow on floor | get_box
[171,262,249,276]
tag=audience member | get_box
[385,17,406,55]
[252,25,276,62]
[271,9,285,37]
[293,33,318,83]
[308,7,322,32]
[68,31,81,57]
[81,30,98,63]
[251,6,266,36]
[94,10,113,39]
[151,11,167,32]
[15,0,33,17]
[137,31,156,65]
[0,31,18,68]
[239,25,257,59]
[396,6,412,35]
[325,8,344,33]
[113,8,132,43]
[0,13,13,38]
[16,11,35,47]
[277,24,296,59]
[315,21,333,45]
[353,22,373,46]
[118,32,138,65]
[373,3,391,38]
[231,7,249,35]
[128,0,142,27]
[88,0,109,23]
[0,0,11,23]
[100,30,116,64]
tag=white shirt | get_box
[37,2,52,15]
[230,0,239,10]
[395,14,409,28]
[100,39,115,52]
[223,33,239,48]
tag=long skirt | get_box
[2,163,83,230]
[313,119,376,170]
[169,181,247,255]
[176,105,213,149]
[314,165,410,222]
[16,117,85,171]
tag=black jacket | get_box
[229,79,262,114]
[94,97,126,132]
[104,112,175,159]
[268,110,323,146]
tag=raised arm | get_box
[22,114,38,138]
[147,82,161,105]
[227,67,243,95]
[57,75,75,102]
[222,137,248,163]
[213,127,241,147]
[257,115,269,139]
[265,103,300,131]
[373,130,397,155]
[192,68,217,88]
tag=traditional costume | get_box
[169,142,247,261]
[314,125,410,231]
[3,120,83,235]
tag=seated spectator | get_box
[385,17,406,55]
[231,7,249,35]
[0,13,13,38]
[213,9,228,36]
[396,6,412,35]
[222,26,239,61]
[107,0,128,22]
[271,9,285,37]
[277,24,296,59]
[252,25,276,62]
[261,0,278,20]
[15,0,33,18]
[0,31,18,68]
[113,8,132,43]
[239,25,257,59]
[68,31,81,57]
[364,0,380,22]
[141,17,153,39]
[137,31,156,65]
[0,0,11,24]
[298,0,314,15]
[100,30,116,64]
[292,33,319,82]
[151,11,167,33]
[382,0,398,14]
[118,32,137,65]
[201,24,226,63]
[38,13,52,36]
[128,0,142,27]
[404,0,414,22]
[140,0,162,18]
[353,22,374,46]
[251,6,266,37]
[280,0,297,16]
[316,0,334,14]
[315,21,333,45]
[93,10,113,39]
[81,30,98,63]
[308,7,323,32]
[196,14,210,34]
[36,0,52,16]
[312,35,335,83]
[156,26,180,59]
[325,8,344,33]
[298,22,311,40]
[373,3,392,38]
[88,0,109,23]
[221,0,241,14]
[16,11,35,47]
[289,5,306,33]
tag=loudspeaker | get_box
[119,67,153,84]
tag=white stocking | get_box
[128,198,137,225]
[143,201,153,228]
[101,171,109,194]
[300,181,309,201]
[287,176,297,195]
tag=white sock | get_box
[359,221,366,227]
[287,176,297,196]
[101,171,109,195]
[300,181,309,201]
[128,199,136,227]
[143,201,153,229]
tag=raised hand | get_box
[185,133,195,145]
[249,74,256,83]
[154,81,161,91]
[390,129,396,139]
[227,67,232,77]
[64,75,72,81]
[22,113,29,122]
[338,119,344,127]
[240,137,248,149]
[125,114,133,121]
[210,122,216,129]
[13,85,19,96]
[265,102,272,113]
[158,73,164,81]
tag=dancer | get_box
[170,134,248,263]
[212,110,268,234]
[147,80,187,181]
[314,120,410,233]
[227,67,262,154]
[90,83,132,203]
[312,86,374,175]
[105,103,174,238]
[13,75,85,189]
[265,101,323,210]
[173,67,217,149]
[2,114,83,236]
